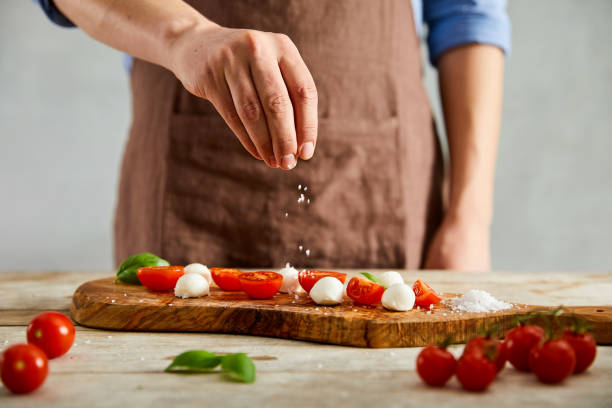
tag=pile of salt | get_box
[447,289,512,313]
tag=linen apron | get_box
[114,0,443,269]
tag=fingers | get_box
[224,66,278,168]
[278,40,318,160]
[250,53,298,170]
[210,79,263,161]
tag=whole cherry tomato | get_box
[504,324,545,371]
[0,343,49,394]
[455,352,497,392]
[298,270,347,293]
[562,329,596,374]
[27,311,75,359]
[528,338,576,384]
[416,345,457,387]
[137,266,184,291]
[210,267,244,291]
[464,336,507,372]
[412,280,442,308]
[346,276,385,305]
[239,271,282,299]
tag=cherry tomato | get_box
[528,338,576,384]
[455,352,497,392]
[0,344,48,394]
[210,267,244,291]
[346,276,385,305]
[464,336,507,372]
[412,280,442,308]
[562,330,596,374]
[504,324,545,371]
[239,271,282,299]
[416,345,457,387]
[298,270,347,293]
[137,266,184,291]
[27,312,75,359]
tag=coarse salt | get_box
[299,245,303,251]
[447,289,512,313]
[305,249,311,256]
[298,184,302,190]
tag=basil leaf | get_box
[221,353,256,383]
[165,350,222,373]
[116,252,169,284]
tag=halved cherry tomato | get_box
[0,344,48,394]
[136,266,184,291]
[346,276,385,305]
[210,267,244,291]
[239,271,282,299]
[298,270,347,293]
[413,280,442,308]
[27,312,75,359]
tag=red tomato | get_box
[298,270,347,293]
[504,324,545,371]
[464,336,507,372]
[210,267,244,291]
[528,338,576,384]
[0,344,48,394]
[27,312,75,359]
[239,271,282,299]
[562,330,596,374]
[412,280,442,308]
[416,345,457,387]
[346,276,385,305]
[137,266,184,291]
[455,352,497,392]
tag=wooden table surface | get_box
[1,270,611,407]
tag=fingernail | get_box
[268,156,278,168]
[281,154,297,170]
[299,142,314,160]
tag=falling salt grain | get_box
[305,249,311,256]
[299,245,303,251]
[298,184,302,190]
[285,212,288,217]
[304,186,308,191]
[307,199,310,204]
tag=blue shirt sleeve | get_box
[424,0,511,65]
[34,0,75,28]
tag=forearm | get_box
[54,0,217,71]
[438,44,505,227]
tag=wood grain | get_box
[70,278,612,347]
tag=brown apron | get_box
[114,0,443,269]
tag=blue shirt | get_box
[36,0,510,67]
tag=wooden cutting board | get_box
[70,277,612,348]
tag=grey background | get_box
[0,0,610,271]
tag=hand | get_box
[169,24,318,170]
[423,214,491,272]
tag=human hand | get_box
[169,24,318,170]
[423,214,491,272]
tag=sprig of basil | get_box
[361,272,385,288]
[116,252,169,284]
[165,350,256,383]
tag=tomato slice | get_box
[413,279,442,308]
[210,267,244,291]
[136,266,184,291]
[238,271,282,299]
[346,276,385,305]
[298,270,347,293]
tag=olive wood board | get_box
[70,277,612,348]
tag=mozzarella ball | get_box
[309,276,344,305]
[184,263,212,284]
[278,263,302,293]
[174,273,210,298]
[382,283,415,311]
[380,271,404,288]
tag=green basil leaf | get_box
[165,350,222,373]
[116,252,169,284]
[361,272,386,289]
[221,353,256,383]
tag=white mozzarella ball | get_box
[184,263,212,284]
[174,273,210,298]
[309,276,344,305]
[278,263,302,293]
[380,271,404,288]
[382,283,415,311]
